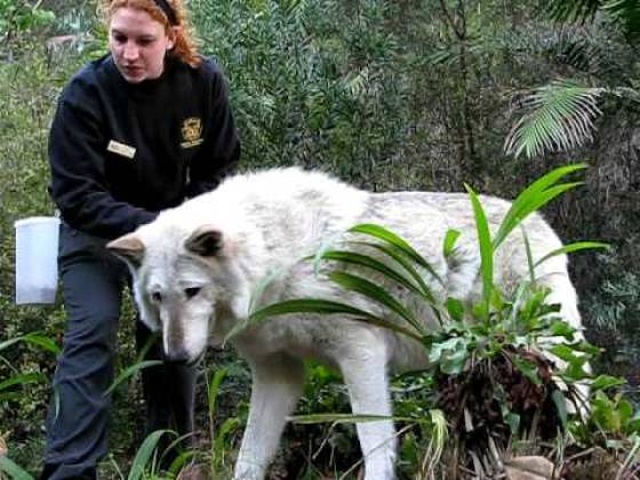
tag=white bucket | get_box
[14,216,61,305]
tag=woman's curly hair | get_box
[100,0,202,67]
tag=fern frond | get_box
[504,80,605,158]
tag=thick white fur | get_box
[107,167,586,480]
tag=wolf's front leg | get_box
[338,333,397,480]
[233,353,305,480]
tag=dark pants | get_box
[41,223,196,480]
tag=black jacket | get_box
[48,54,241,239]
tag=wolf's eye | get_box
[151,291,162,303]
[185,287,201,299]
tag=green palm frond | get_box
[544,0,640,41]
[544,0,602,24]
[504,80,605,158]
[603,0,640,41]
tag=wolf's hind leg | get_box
[234,353,305,480]
[338,333,396,480]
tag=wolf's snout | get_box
[164,347,190,363]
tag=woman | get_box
[41,0,240,477]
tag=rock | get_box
[505,455,555,480]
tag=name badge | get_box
[107,140,136,159]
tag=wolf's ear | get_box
[185,225,223,257]
[106,234,145,269]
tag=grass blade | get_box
[105,360,164,396]
[289,413,412,424]
[207,368,227,416]
[534,241,609,268]
[0,372,45,392]
[19,333,61,355]
[128,430,173,480]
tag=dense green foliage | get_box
[0,0,638,478]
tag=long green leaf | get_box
[0,456,33,480]
[128,430,173,480]
[443,229,461,258]
[328,271,424,335]
[247,299,423,342]
[213,417,241,469]
[493,164,587,248]
[249,298,369,323]
[349,223,417,253]
[105,360,164,396]
[0,333,60,355]
[522,227,536,284]
[347,240,441,305]
[207,368,227,416]
[551,389,568,432]
[318,250,426,300]
[165,450,195,476]
[534,241,609,268]
[591,374,627,392]
[495,182,583,248]
[498,164,584,228]
[466,186,493,317]
[19,333,61,354]
[348,224,444,286]
[0,372,45,391]
[289,413,414,424]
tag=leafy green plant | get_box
[0,332,59,480]
[0,0,55,49]
[0,332,59,402]
[570,375,640,445]
[202,367,240,477]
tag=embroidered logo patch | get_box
[107,140,136,159]
[181,117,204,148]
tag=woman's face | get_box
[109,7,175,83]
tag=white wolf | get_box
[107,167,585,480]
